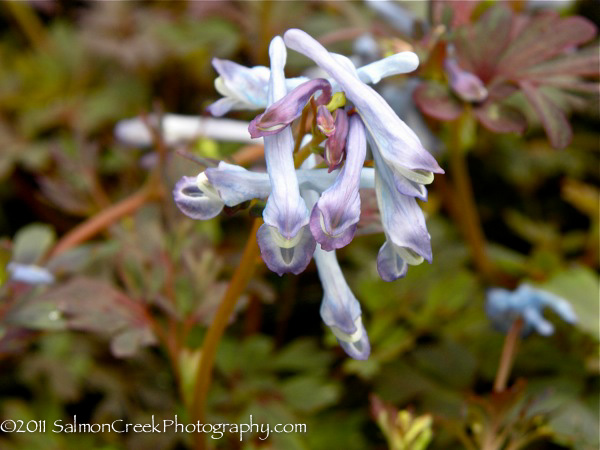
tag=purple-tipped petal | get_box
[314,246,370,360]
[256,36,313,274]
[365,133,428,201]
[374,149,433,264]
[338,320,371,360]
[173,176,224,220]
[316,105,335,135]
[310,208,357,252]
[324,109,349,172]
[248,78,332,138]
[376,241,408,282]
[256,223,316,276]
[310,115,365,251]
[444,58,488,103]
[284,29,443,184]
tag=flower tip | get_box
[336,317,371,360]
[399,51,420,72]
[173,175,224,220]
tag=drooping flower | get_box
[254,36,316,276]
[372,143,432,281]
[283,28,444,200]
[173,161,376,221]
[168,29,445,359]
[310,114,365,251]
[303,175,370,360]
[486,283,577,336]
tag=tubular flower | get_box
[255,36,316,276]
[173,161,376,220]
[207,58,308,117]
[310,115,365,251]
[283,28,444,200]
[372,143,432,281]
[207,47,437,118]
[303,167,370,360]
[169,29,445,358]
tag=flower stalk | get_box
[493,318,524,393]
[448,111,495,281]
[191,218,262,450]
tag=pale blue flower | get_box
[372,141,432,281]
[486,284,577,336]
[7,262,55,285]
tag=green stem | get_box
[191,219,262,450]
[448,115,495,281]
[4,1,47,52]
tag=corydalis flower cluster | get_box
[174,30,444,359]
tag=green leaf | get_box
[280,376,340,413]
[12,223,56,264]
[537,267,599,339]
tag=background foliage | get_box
[0,1,598,449]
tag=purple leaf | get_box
[413,82,463,121]
[7,277,156,357]
[520,81,572,149]
[455,5,513,82]
[499,15,597,75]
[518,46,600,78]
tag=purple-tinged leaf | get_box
[6,277,156,358]
[474,102,527,134]
[413,82,463,121]
[455,5,513,82]
[539,78,599,94]
[486,81,519,101]
[499,15,597,74]
[520,81,572,149]
[518,46,600,78]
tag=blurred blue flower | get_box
[7,262,55,285]
[486,284,577,336]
